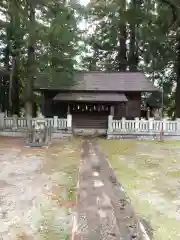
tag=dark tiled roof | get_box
[34,71,156,92]
[53,92,128,102]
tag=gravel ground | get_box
[0,137,79,240]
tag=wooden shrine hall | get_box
[34,71,157,130]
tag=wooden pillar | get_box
[147,107,150,119]
[125,103,127,118]
[40,94,45,116]
[110,105,114,116]
[67,104,70,114]
[67,103,72,129]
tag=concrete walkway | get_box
[73,140,144,240]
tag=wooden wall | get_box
[114,92,141,120]
[42,90,141,120]
[114,102,126,119]
[43,90,68,118]
[72,113,108,129]
[125,92,141,119]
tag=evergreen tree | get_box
[0,0,81,116]
[83,0,180,118]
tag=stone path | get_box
[73,140,144,240]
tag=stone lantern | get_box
[25,114,52,147]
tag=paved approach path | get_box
[73,140,144,240]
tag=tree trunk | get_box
[11,55,20,116]
[129,25,138,71]
[128,0,140,71]
[89,47,98,71]
[4,41,10,114]
[8,57,15,115]
[25,2,35,117]
[7,1,21,116]
[175,35,180,118]
[116,0,127,71]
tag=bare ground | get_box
[0,137,80,240]
[2,137,179,240]
[75,140,144,239]
[100,140,180,240]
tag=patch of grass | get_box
[33,139,80,239]
[100,139,137,156]
[68,186,76,202]
[131,196,180,240]
[166,170,180,178]
[161,140,180,146]
[36,139,80,239]
[15,232,30,240]
[37,204,70,240]
[100,139,180,240]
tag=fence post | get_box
[163,118,167,132]
[12,115,18,129]
[27,115,32,129]
[0,112,5,130]
[107,115,113,132]
[67,114,72,129]
[122,117,125,132]
[53,116,58,129]
[177,118,180,133]
[149,117,154,133]
[135,117,139,132]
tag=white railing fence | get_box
[57,118,67,129]
[1,113,180,136]
[4,117,28,129]
[109,117,180,134]
[1,115,69,131]
[31,118,54,127]
[4,117,14,129]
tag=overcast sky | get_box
[80,0,89,6]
